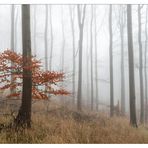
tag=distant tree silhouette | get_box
[77,5,86,111]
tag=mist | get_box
[0,4,148,143]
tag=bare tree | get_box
[94,6,99,111]
[118,5,126,115]
[69,5,76,104]
[44,5,50,109]
[10,5,15,95]
[90,5,94,111]
[77,5,86,111]
[60,6,66,105]
[109,5,114,117]
[49,5,53,71]
[61,6,65,72]
[145,5,148,123]
[45,5,48,71]
[33,5,36,55]
[86,20,90,108]
[14,4,32,128]
[14,6,19,51]
[138,5,144,124]
[127,4,137,127]
[11,5,15,51]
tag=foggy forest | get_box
[0,4,148,144]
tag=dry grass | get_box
[0,103,148,143]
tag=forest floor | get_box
[0,101,148,143]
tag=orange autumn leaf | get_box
[0,49,70,99]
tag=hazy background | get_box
[0,4,147,114]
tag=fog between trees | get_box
[0,4,148,127]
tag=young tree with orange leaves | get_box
[0,49,69,127]
[0,6,69,126]
[0,5,68,128]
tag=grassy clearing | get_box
[0,104,148,143]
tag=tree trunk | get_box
[45,5,48,71]
[69,6,76,104]
[127,4,137,127]
[77,5,86,111]
[90,5,94,111]
[11,5,15,51]
[61,6,65,72]
[86,22,90,108]
[14,6,19,51]
[145,6,148,123]
[138,5,144,124]
[34,5,36,55]
[10,5,15,95]
[109,5,114,117]
[14,4,32,128]
[49,5,53,71]
[94,6,99,111]
[60,6,65,105]
[120,6,126,115]
[77,28,83,111]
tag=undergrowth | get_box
[0,106,148,143]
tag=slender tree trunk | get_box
[14,4,32,128]
[77,28,83,111]
[60,6,65,105]
[120,7,125,115]
[61,6,65,72]
[145,6,148,123]
[109,5,114,117]
[11,5,15,51]
[138,5,144,124]
[45,5,48,71]
[127,4,137,127]
[14,6,18,51]
[44,5,50,110]
[34,6,36,55]
[77,5,86,111]
[90,5,94,111]
[10,5,15,96]
[69,6,76,104]
[94,6,99,111]
[86,24,90,108]
[49,5,53,71]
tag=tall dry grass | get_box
[0,101,148,143]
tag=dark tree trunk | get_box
[14,4,32,128]
[127,4,137,127]
[109,5,114,117]
[77,5,86,111]
[138,5,144,124]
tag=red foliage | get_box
[0,49,70,99]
